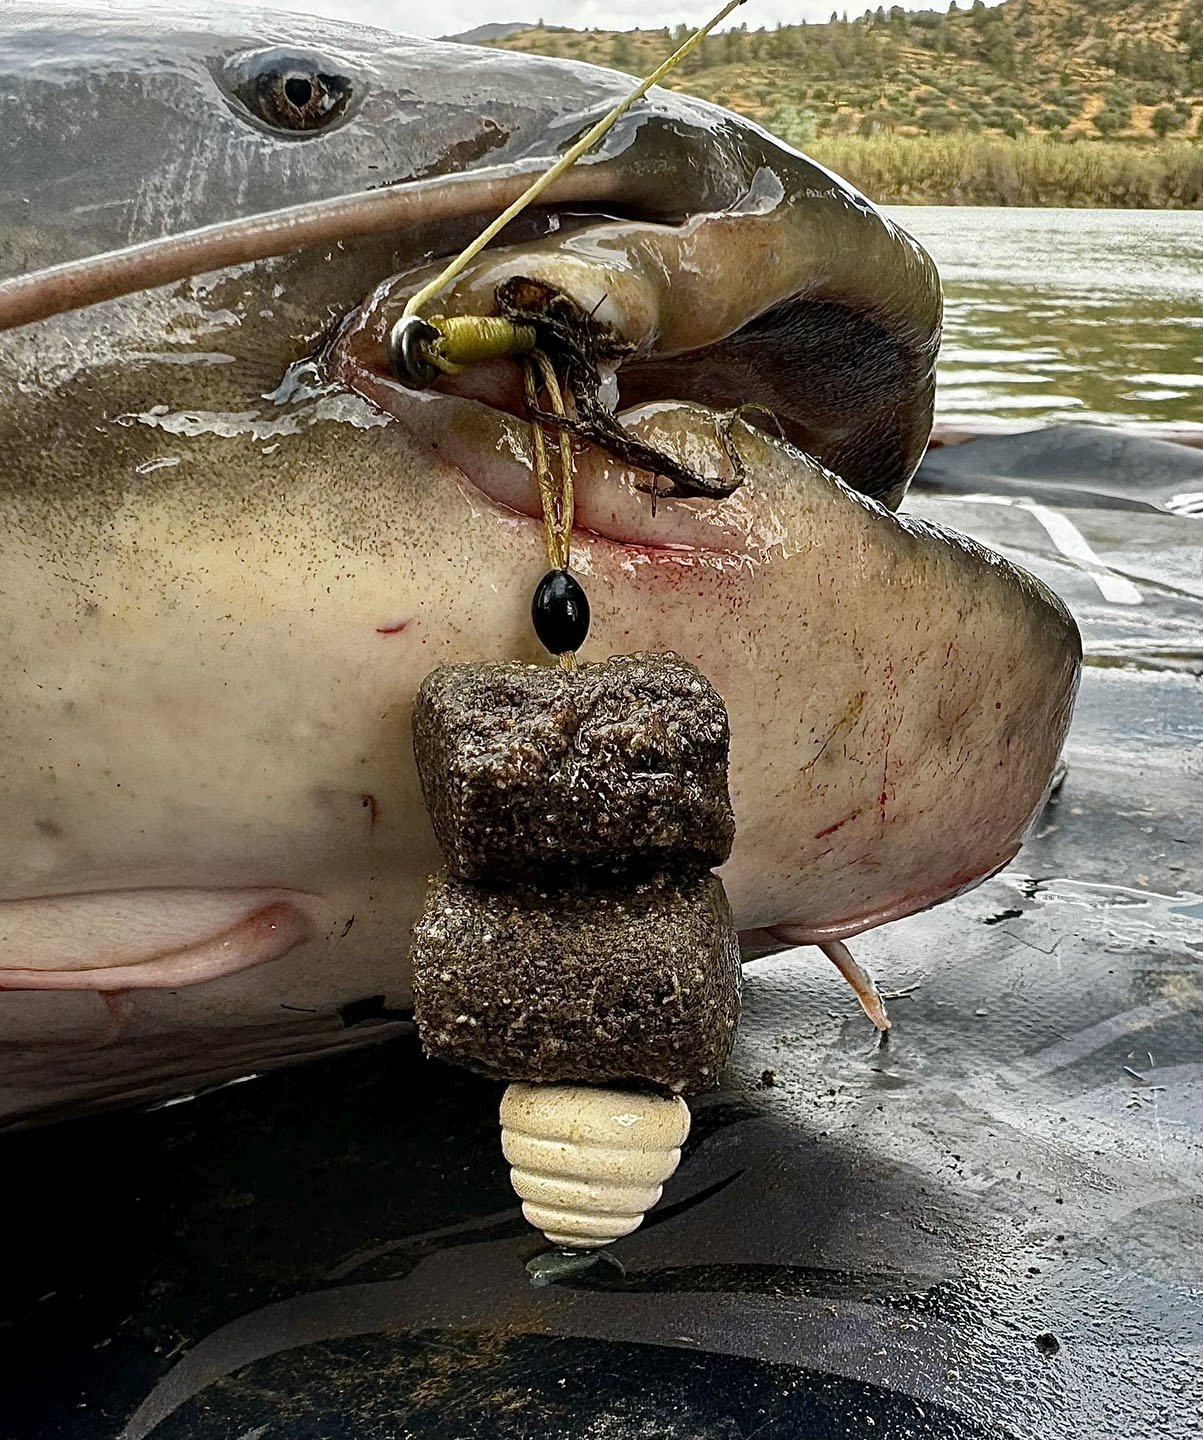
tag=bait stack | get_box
[396,10,752,1251]
[409,651,741,1248]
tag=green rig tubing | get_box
[427,315,538,373]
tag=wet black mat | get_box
[2,437,1201,1440]
[914,423,1203,515]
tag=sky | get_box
[276,0,1001,42]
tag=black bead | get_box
[531,569,590,656]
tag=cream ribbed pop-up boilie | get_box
[500,1083,691,1248]
[409,653,740,1250]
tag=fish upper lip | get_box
[0,887,313,991]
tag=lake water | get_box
[887,207,1202,435]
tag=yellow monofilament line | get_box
[523,350,581,672]
[401,0,747,322]
[536,351,576,559]
[522,353,576,565]
[522,357,564,568]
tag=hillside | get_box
[485,0,1201,148]
[444,22,530,44]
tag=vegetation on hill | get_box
[484,0,1202,206]
[808,132,1198,205]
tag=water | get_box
[888,207,1202,434]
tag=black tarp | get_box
[3,427,1200,1440]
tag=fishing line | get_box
[400,0,748,327]
[522,351,579,671]
[522,353,575,569]
[390,0,748,674]
[390,0,763,522]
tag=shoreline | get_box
[805,136,1202,210]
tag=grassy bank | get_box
[798,134,1201,207]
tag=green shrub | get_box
[1037,107,1071,131]
[609,32,634,68]
[916,104,960,133]
[1093,104,1131,136]
[858,106,907,134]
[765,103,819,146]
[1151,104,1179,137]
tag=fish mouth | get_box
[334,361,779,562]
[329,188,941,551]
[0,890,312,992]
[0,89,939,531]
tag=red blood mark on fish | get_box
[361,794,379,829]
[375,618,411,635]
[814,810,861,839]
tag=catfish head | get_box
[0,3,1079,1122]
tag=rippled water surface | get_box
[888,206,1202,433]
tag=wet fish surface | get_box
[0,3,1080,1124]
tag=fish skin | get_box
[0,4,1078,1125]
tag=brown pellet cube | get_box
[412,654,735,883]
[411,871,741,1093]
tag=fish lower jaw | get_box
[0,889,312,992]
[336,351,811,566]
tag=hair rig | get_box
[399,0,750,1261]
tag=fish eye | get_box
[218,48,355,136]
